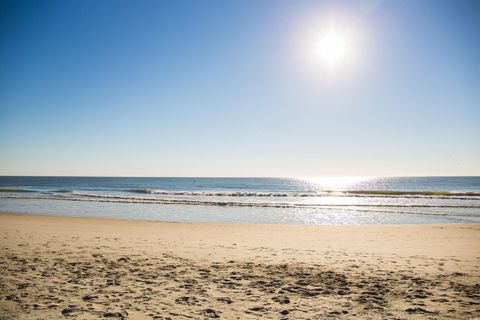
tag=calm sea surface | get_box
[1,176,479,224]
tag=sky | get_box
[0,0,479,177]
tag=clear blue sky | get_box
[1,0,479,177]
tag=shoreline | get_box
[3,210,480,225]
[1,212,479,319]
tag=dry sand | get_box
[0,212,479,319]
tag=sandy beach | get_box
[0,212,479,319]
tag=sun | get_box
[296,15,363,75]
[317,30,350,67]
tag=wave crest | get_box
[128,189,480,200]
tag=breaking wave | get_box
[130,189,480,200]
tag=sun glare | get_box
[301,176,370,191]
[298,15,362,74]
[318,30,349,66]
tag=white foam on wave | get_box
[128,189,480,200]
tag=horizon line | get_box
[1,175,479,179]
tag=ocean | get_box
[0,176,479,224]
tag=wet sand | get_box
[0,212,479,319]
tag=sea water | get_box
[1,176,479,224]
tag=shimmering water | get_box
[1,176,479,224]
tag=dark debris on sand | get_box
[0,250,479,319]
